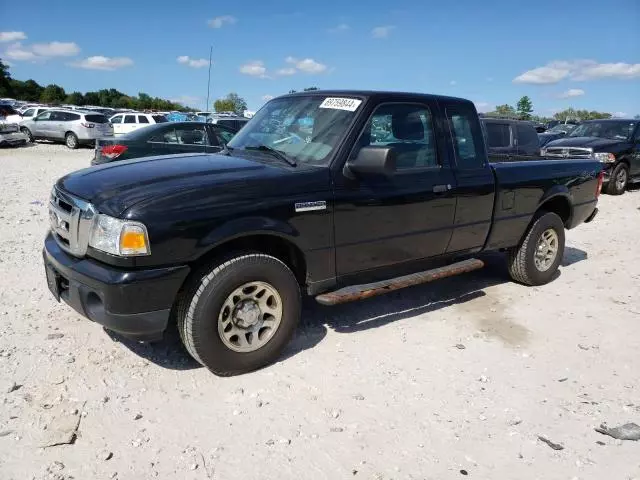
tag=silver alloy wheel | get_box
[534,228,559,272]
[217,281,283,352]
[616,168,627,191]
[66,133,77,148]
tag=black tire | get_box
[65,132,79,149]
[605,163,628,195]
[507,211,565,286]
[21,127,33,143]
[175,253,301,376]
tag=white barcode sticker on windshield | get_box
[319,97,362,111]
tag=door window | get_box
[173,126,207,145]
[49,111,66,121]
[447,107,486,169]
[62,112,80,121]
[484,123,512,148]
[23,108,35,117]
[215,126,235,144]
[35,111,53,121]
[124,115,136,124]
[138,115,149,124]
[149,128,179,144]
[354,103,438,169]
[516,123,540,149]
[110,116,122,124]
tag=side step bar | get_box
[315,258,485,306]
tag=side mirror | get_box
[345,146,396,178]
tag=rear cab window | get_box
[446,105,487,169]
[516,123,540,148]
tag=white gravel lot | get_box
[0,142,639,480]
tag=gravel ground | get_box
[1,142,639,480]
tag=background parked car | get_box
[109,112,168,136]
[91,121,239,165]
[538,123,578,147]
[480,118,541,162]
[19,106,50,121]
[0,104,23,124]
[542,119,639,195]
[20,109,113,149]
[206,114,249,131]
[0,121,29,147]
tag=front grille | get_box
[49,187,96,257]
[544,147,593,159]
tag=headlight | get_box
[540,148,547,156]
[594,152,616,163]
[88,214,150,256]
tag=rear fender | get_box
[535,186,572,226]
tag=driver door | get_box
[32,111,53,138]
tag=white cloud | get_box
[474,102,493,113]
[177,55,210,68]
[207,15,236,28]
[0,31,27,42]
[239,60,267,77]
[71,56,133,70]
[3,42,36,61]
[449,80,457,86]
[262,95,274,101]
[31,41,80,57]
[559,88,585,98]
[276,67,297,76]
[371,25,395,38]
[328,23,349,33]
[514,60,640,84]
[285,56,327,74]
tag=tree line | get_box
[484,95,622,122]
[0,59,193,112]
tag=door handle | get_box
[432,184,452,193]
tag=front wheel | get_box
[176,253,301,376]
[507,211,565,286]
[605,163,628,195]
[21,127,33,143]
[65,132,79,149]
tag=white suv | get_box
[109,112,168,136]
[19,106,50,120]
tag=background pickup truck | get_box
[43,90,603,376]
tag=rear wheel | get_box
[21,127,33,143]
[65,132,78,149]
[507,211,565,286]
[175,253,301,376]
[605,163,628,195]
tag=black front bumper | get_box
[43,233,190,341]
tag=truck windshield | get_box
[569,121,636,140]
[546,124,577,134]
[227,95,363,165]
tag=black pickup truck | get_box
[43,91,602,376]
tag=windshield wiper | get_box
[244,145,297,167]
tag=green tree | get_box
[303,87,318,91]
[65,91,84,105]
[213,98,235,112]
[494,104,516,117]
[553,108,611,121]
[516,96,533,120]
[213,92,247,115]
[0,59,13,97]
[15,79,44,101]
[634,114,640,120]
[40,84,66,104]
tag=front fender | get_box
[196,215,302,256]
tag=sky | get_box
[1,0,639,116]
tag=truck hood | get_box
[545,136,626,150]
[57,152,315,217]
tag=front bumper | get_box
[43,232,190,341]
[0,131,28,146]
